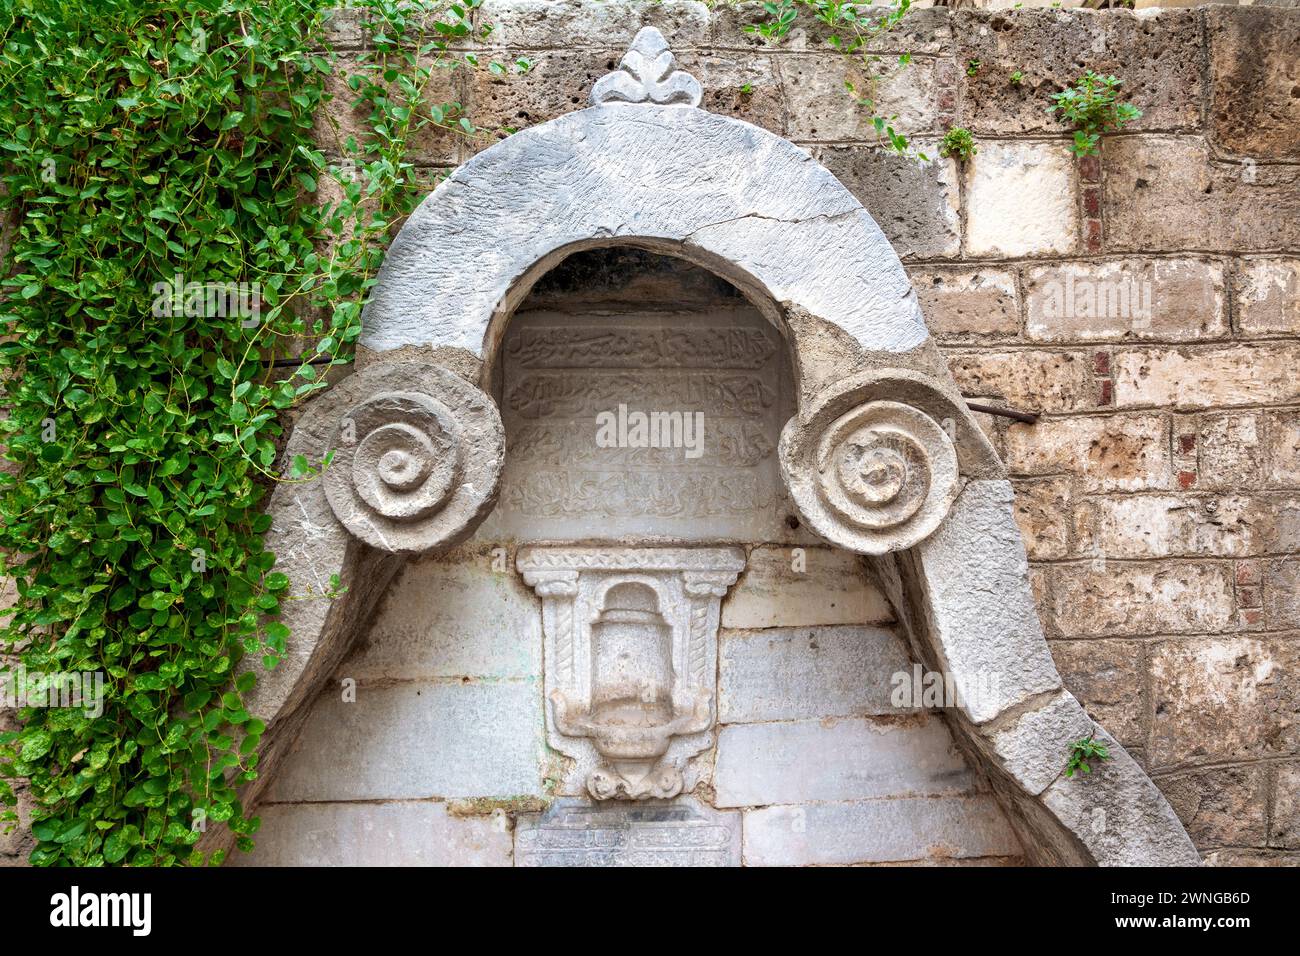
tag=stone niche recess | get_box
[480,249,798,544]
[230,28,1202,868]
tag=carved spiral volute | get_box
[348,393,461,519]
[323,362,504,554]
[781,393,961,554]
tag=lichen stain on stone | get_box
[1087,430,1157,484]
[447,796,549,818]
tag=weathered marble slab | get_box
[514,797,741,867]
[720,545,894,629]
[714,715,972,807]
[264,679,547,802]
[231,801,512,867]
[742,795,1023,866]
[718,624,912,723]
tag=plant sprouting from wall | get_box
[1065,735,1112,777]
[939,126,977,163]
[747,0,923,160]
[1048,71,1142,157]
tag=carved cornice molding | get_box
[517,547,746,573]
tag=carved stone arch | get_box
[233,27,1199,866]
[358,111,929,363]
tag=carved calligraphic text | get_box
[482,307,792,542]
[515,797,740,867]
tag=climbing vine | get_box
[0,0,518,865]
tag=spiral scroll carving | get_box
[781,399,959,554]
[323,362,504,554]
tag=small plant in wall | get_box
[1065,735,1112,777]
[1048,71,1142,157]
[939,126,977,163]
[747,0,922,159]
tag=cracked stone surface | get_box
[910,479,1062,724]
[359,103,928,357]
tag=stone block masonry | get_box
[6,2,1275,871]
[246,545,1029,865]
[384,0,1297,866]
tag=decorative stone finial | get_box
[590,26,702,108]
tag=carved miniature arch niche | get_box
[249,29,1199,865]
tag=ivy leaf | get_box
[21,730,53,760]
[0,0,516,868]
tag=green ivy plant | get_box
[1048,71,1142,157]
[938,126,976,163]
[1065,735,1112,778]
[747,0,922,159]
[0,0,517,866]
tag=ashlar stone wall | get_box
[6,1,1297,867]
[293,1,1299,866]
[240,543,1031,865]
